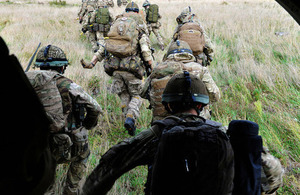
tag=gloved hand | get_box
[80,59,95,69]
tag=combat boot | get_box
[80,59,95,69]
[124,117,136,136]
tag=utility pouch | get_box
[87,25,93,32]
[103,55,121,76]
[50,133,72,163]
[93,23,99,31]
[119,56,144,79]
[71,127,89,157]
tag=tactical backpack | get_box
[150,116,234,195]
[149,60,205,121]
[177,22,206,56]
[96,7,110,25]
[106,13,139,58]
[149,60,184,120]
[147,4,159,23]
[26,70,64,133]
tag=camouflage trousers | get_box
[148,23,164,48]
[45,128,90,195]
[85,31,98,52]
[111,71,142,120]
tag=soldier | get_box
[117,0,128,7]
[81,72,283,195]
[81,1,153,136]
[103,0,114,7]
[89,1,114,48]
[171,6,214,66]
[141,40,220,120]
[81,0,99,52]
[143,1,164,50]
[78,0,88,23]
[81,72,234,194]
[26,45,102,195]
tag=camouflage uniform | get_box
[171,6,214,65]
[89,2,114,47]
[143,1,164,50]
[117,0,128,7]
[141,40,220,120]
[78,0,88,23]
[82,1,98,52]
[81,2,153,135]
[103,0,114,7]
[29,45,102,195]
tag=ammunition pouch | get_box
[93,23,111,32]
[103,55,144,79]
[71,127,89,158]
[50,133,72,163]
[93,23,99,31]
[50,127,89,164]
[87,25,93,32]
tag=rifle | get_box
[25,42,41,72]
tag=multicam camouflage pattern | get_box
[141,41,220,120]
[41,73,102,195]
[261,147,284,194]
[26,70,65,133]
[144,3,164,49]
[34,45,68,67]
[111,71,142,120]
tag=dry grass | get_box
[1,0,299,194]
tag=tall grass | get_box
[1,0,299,194]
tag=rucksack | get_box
[106,13,139,58]
[26,70,64,133]
[150,116,234,195]
[96,7,110,25]
[149,60,184,120]
[147,4,159,23]
[227,120,263,195]
[177,22,206,56]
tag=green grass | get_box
[1,0,299,194]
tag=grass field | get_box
[1,0,299,194]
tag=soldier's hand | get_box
[81,59,94,69]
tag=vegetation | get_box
[1,0,299,194]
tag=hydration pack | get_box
[147,4,159,23]
[96,7,110,25]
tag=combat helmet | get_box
[142,0,150,8]
[34,45,69,69]
[162,71,209,114]
[167,40,193,56]
[176,6,195,24]
[125,1,139,13]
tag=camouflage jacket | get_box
[55,72,102,131]
[140,56,220,120]
[82,114,283,195]
[82,114,220,194]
